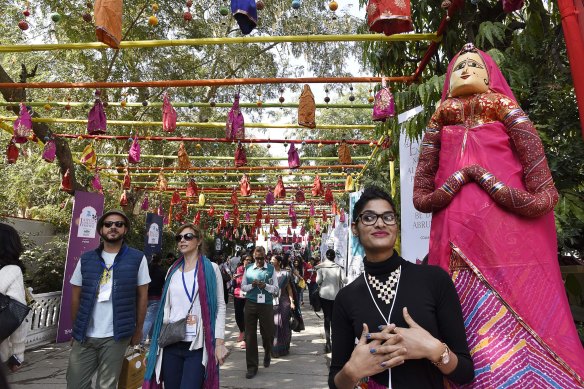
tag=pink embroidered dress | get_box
[413,47,584,387]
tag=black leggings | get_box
[234,297,246,332]
[321,298,334,342]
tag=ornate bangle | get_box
[453,171,467,186]
[440,183,455,196]
[489,181,505,195]
[478,172,494,186]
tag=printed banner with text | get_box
[56,191,104,342]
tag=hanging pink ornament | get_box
[128,135,141,164]
[42,139,56,162]
[87,90,107,135]
[13,103,33,143]
[92,172,103,193]
[162,93,177,132]
[141,195,149,211]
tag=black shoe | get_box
[246,369,257,379]
[263,354,271,368]
[325,342,332,353]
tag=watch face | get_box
[442,349,450,364]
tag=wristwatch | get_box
[432,343,450,367]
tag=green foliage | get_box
[20,235,69,293]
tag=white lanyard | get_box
[362,266,401,325]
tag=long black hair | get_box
[0,223,26,274]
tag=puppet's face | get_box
[449,52,489,97]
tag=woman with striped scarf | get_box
[144,223,228,388]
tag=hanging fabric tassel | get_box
[246,211,251,222]
[92,172,103,193]
[345,174,354,192]
[240,173,251,196]
[310,203,316,217]
[297,84,316,129]
[295,188,305,202]
[141,195,149,211]
[186,178,199,198]
[119,190,128,206]
[13,103,33,143]
[198,192,206,206]
[366,0,413,36]
[128,135,141,164]
[6,142,19,164]
[339,210,346,223]
[274,175,286,198]
[171,190,181,205]
[194,210,201,225]
[87,90,107,135]
[300,226,306,236]
[231,189,239,205]
[226,94,245,140]
[311,174,323,196]
[338,140,352,164]
[224,211,230,221]
[60,169,72,192]
[372,80,396,122]
[79,143,97,169]
[231,0,258,35]
[177,141,191,169]
[324,186,334,204]
[162,92,178,132]
[287,226,292,236]
[42,139,56,163]
[288,204,297,221]
[264,211,270,224]
[122,170,131,190]
[322,209,328,223]
[291,219,298,229]
[287,143,301,169]
[265,188,275,205]
[234,142,247,167]
[332,202,338,215]
[156,172,168,191]
[208,205,215,217]
[94,0,123,49]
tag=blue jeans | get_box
[142,299,160,342]
[162,342,205,389]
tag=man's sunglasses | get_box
[175,233,199,242]
[103,221,125,228]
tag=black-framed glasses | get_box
[103,221,125,228]
[175,232,198,242]
[356,212,397,226]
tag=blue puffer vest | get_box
[72,244,144,342]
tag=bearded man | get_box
[66,210,150,389]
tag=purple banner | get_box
[56,191,104,342]
[143,212,163,261]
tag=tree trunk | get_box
[0,64,83,194]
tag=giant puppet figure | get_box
[413,43,584,387]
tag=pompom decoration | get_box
[162,93,177,132]
[87,91,107,135]
[42,139,56,163]
[128,136,141,164]
[6,142,18,164]
[13,103,33,143]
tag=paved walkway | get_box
[7,298,332,389]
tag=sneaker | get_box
[237,332,244,342]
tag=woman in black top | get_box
[329,187,474,389]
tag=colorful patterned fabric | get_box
[451,266,583,388]
[272,270,292,357]
[366,0,413,36]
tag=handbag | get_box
[118,346,146,389]
[0,291,31,342]
[311,285,322,313]
[297,278,306,289]
[158,290,197,348]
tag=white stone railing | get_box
[25,291,61,348]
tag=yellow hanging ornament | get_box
[198,192,206,206]
[345,174,354,192]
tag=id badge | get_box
[257,293,266,304]
[97,281,112,302]
[186,314,198,336]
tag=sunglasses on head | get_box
[103,221,125,228]
[175,232,198,242]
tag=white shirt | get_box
[70,251,151,338]
[168,267,203,345]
